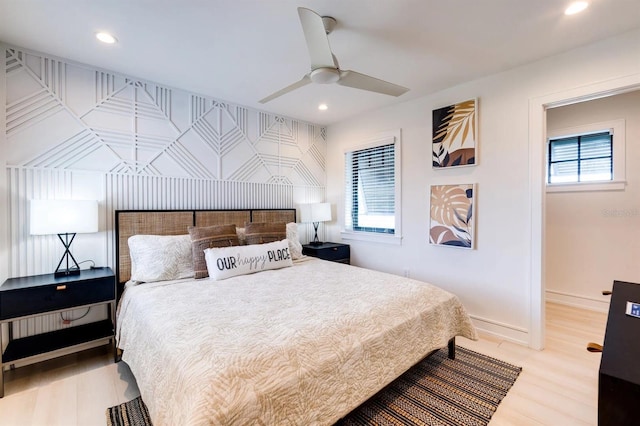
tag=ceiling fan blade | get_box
[337,70,409,97]
[259,75,311,104]
[297,7,336,69]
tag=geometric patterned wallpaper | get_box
[5,47,326,185]
[4,45,326,278]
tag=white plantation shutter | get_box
[345,139,396,234]
[548,131,612,183]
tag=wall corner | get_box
[0,43,8,283]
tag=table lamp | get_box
[299,202,331,246]
[30,199,99,277]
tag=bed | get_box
[114,209,478,425]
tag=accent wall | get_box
[1,44,325,338]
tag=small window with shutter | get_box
[548,131,613,184]
[546,119,625,193]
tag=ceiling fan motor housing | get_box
[310,67,340,84]
[321,16,337,34]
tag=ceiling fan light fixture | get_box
[318,103,328,111]
[565,1,588,15]
[310,68,340,84]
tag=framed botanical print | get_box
[429,183,476,249]
[432,99,477,168]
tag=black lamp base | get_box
[310,221,324,246]
[54,268,81,278]
[54,233,82,278]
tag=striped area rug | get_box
[106,395,151,426]
[106,346,521,426]
[337,346,522,425]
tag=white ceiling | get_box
[1,0,639,125]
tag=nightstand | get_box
[302,242,350,264]
[0,267,116,397]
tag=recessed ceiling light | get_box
[318,103,328,111]
[96,32,117,44]
[565,1,588,15]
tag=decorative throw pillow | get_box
[286,222,303,260]
[204,238,293,280]
[188,224,239,279]
[244,222,286,245]
[128,234,194,283]
[236,227,246,245]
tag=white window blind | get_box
[345,141,395,234]
[548,131,613,184]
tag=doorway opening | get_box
[528,75,640,350]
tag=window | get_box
[548,132,612,183]
[346,143,395,233]
[342,130,401,244]
[546,119,625,192]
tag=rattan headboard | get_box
[115,209,296,284]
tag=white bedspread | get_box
[116,258,477,425]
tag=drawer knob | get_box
[56,285,67,291]
[332,247,338,251]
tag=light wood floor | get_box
[0,302,607,425]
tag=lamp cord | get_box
[60,307,91,323]
[58,259,95,323]
[77,260,96,268]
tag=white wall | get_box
[326,29,640,346]
[545,91,640,312]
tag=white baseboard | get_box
[466,292,610,349]
[545,289,609,313]
[469,314,529,347]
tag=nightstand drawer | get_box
[0,275,114,320]
[303,243,350,264]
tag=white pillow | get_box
[204,238,293,280]
[286,222,303,260]
[128,234,194,283]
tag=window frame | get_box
[546,119,625,193]
[341,129,402,245]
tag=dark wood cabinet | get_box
[598,280,640,425]
[302,242,350,264]
[0,267,116,397]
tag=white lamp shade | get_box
[30,199,99,235]
[299,203,332,223]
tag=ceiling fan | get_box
[259,7,409,104]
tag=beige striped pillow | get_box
[244,222,286,245]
